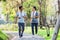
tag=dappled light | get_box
[0,0,60,40]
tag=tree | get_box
[51,0,60,40]
[38,0,47,28]
[38,0,42,28]
[38,0,50,37]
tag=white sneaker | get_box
[32,35,34,38]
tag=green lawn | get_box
[0,24,60,40]
[24,27,60,40]
[0,30,8,40]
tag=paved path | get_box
[3,31,45,40]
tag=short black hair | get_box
[19,6,23,9]
[33,6,36,10]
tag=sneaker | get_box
[19,34,23,38]
[32,35,34,38]
[21,34,23,37]
[19,36,22,38]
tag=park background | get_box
[0,0,60,40]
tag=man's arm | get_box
[16,12,21,21]
[23,13,27,20]
[16,15,21,19]
[30,12,33,22]
[35,16,39,18]
[23,16,27,20]
[35,12,39,18]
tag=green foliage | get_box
[1,0,56,22]
[9,9,16,22]
[2,0,6,2]
[23,0,39,18]
[0,30,8,40]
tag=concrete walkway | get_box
[3,31,45,40]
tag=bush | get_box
[0,0,6,1]
[26,20,30,26]
[0,37,3,40]
[0,30,8,40]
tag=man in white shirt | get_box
[16,6,27,38]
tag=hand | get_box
[35,16,38,19]
[18,17,21,19]
[35,17,38,19]
[23,16,25,18]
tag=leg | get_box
[21,23,25,35]
[35,23,38,34]
[31,23,34,35]
[18,23,21,37]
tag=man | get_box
[16,6,27,38]
[30,6,39,35]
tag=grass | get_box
[24,27,60,40]
[0,30,8,40]
[0,24,60,40]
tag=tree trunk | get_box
[51,0,60,40]
[21,0,23,5]
[6,13,9,23]
[38,0,43,28]
[38,0,47,29]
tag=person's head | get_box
[32,6,36,11]
[19,6,23,11]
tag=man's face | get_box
[19,7,23,11]
[21,7,23,10]
[32,7,35,11]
